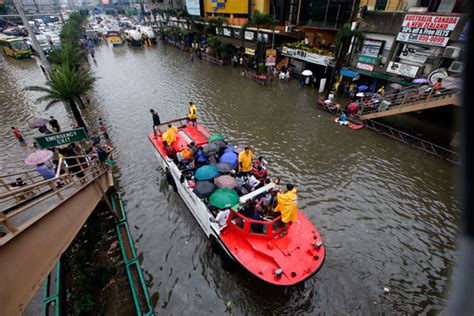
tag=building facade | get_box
[346,1,468,87]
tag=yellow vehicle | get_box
[0,36,32,59]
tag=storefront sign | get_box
[397,14,460,47]
[244,31,254,41]
[245,47,255,55]
[186,0,201,16]
[35,128,88,149]
[386,61,419,78]
[281,46,333,66]
[399,44,436,64]
[223,28,231,37]
[356,62,375,72]
[357,55,378,65]
[359,39,384,58]
[265,48,276,66]
[233,30,240,38]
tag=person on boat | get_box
[340,113,347,123]
[274,184,298,235]
[163,140,177,161]
[252,159,267,184]
[188,102,197,126]
[211,209,230,227]
[195,147,208,168]
[98,118,110,143]
[188,142,199,158]
[162,124,178,145]
[236,172,260,195]
[150,109,161,136]
[238,147,253,174]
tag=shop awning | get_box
[340,69,359,78]
[349,68,412,86]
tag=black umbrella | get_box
[193,180,217,199]
[211,139,227,149]
[216,162,234,173]
[202,142,220,157]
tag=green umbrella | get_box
[208,133,225,143]
[209,188,239,209]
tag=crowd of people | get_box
[152,104,298,235]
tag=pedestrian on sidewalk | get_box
[49,116,61,132]
[11,127,26,146]
[98,118,110,143]
[150,109,161,136]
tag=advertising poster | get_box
[386,61,419,78]
[397,14,459,47]
[265,49,276,66]
[186,0,201,16]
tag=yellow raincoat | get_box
[162,126,178,144]
[188,104,197,120]
[238,150,253,172]
[274,189,298,223]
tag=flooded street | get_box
[1,43,460,314]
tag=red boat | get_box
[149,117,325,285]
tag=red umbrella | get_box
[347,102,360,114]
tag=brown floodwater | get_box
[0,43,460,314]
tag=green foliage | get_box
[0,4,7,15]
[249,10,274,26]
[49,42,86,69]
[205,17,225,35]
[335,23,364,54]
[27,64,95,108]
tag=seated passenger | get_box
[195,147,208,168]
[163,141,177,161]
[252,164,267,184]
[236,172,260,195]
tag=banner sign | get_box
[35,128,88,149]
[281,46,333,66]
[396,14,460,47]
[359,39,384,58]
[223,28,231,37]
[319,78,326,93]
[265,48,276,66]
[257,33,268,43]
[399,44,436,64]
[244,31,254,41]
[356,62,375,72]
[357,55,378,65]
[186,0,201,16]
[245,47,255,55]
[386,61,419,78]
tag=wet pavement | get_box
[0,43,460,314]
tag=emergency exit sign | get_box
[35,128,88,148]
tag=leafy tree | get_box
[49,42,86,70]
[26,65,95,132]
[205,17,224,35]
[249,10,274,27]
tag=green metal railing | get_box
[42,260,61,316]
[111,192,154,316]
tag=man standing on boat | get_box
[238,147,254,175]
[188,102,197,127]
[274,184,298,235]
[150,109,161,136]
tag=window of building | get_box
[375,0,388,10]
[437,0,456,12]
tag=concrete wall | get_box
[359,11,405,35]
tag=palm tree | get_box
[27,65,95,132]
[326,23,364,98]
[49,42,86,70]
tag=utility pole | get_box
[12,0,53,78]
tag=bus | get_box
[0,36,32,59]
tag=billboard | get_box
[386,62,419,78]
[186,0,201,16]
[396,14,460,47]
